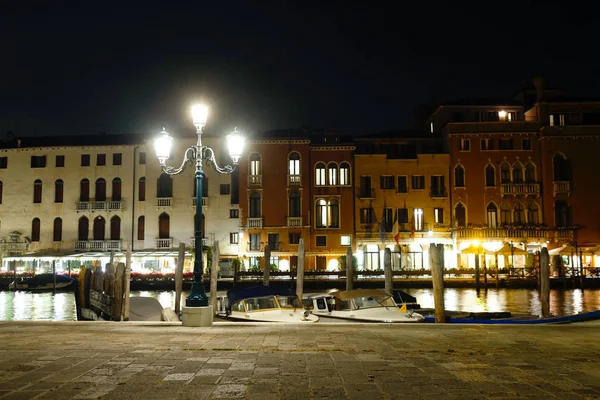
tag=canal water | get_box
[1,288,599,321]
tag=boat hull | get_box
[312,309,424,323]
[222,309,319,323]
[422,310,600,324]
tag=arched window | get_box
[327,163,338,185]
[339,162,351,185]
[500,203,511,224]
[486,203,498,228]
[0,180,3,204]
[525,162,536,182]
[249,192,261,218]
[485,164,495,187]
[553,153,570,181]
[138,177,146,201]
[512,162,523,183]
[158,213,170,239]
[289,192,301,217]
[250,153,261,175]
[95,178,106,201]
[514,202,525,224]
[137,216,145,240]
[455,203,466,227]
[316,199,327,228]
[288,152,300,175]
[454,164,465,187]
[93,216,106,240]
[315,162,326,186]
[80,179,90,202]
[78,217,89,241]
[110,216,121,240]
[157,173,172,198]
[112,178,122,201]
[328,199,339,228]
[500,162,511,184]
[528,203,539,224]
[33,179,42,203]
[53,217,62,241]
[54,179,63,203]
[31,218,41,241]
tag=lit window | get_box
[339,162,350,185]
[340,235,351,246]
[327,163,338,185]
[414,208,423,231]
[315,163,326,186]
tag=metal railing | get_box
[155,238,172,248]
[455,227,548,240]
[430,188,448,198]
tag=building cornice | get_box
[310,146,356,151]
[249,140,311,145]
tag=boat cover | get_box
[226,286,297,312]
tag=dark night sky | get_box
[1,1,599,138]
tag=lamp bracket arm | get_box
[201,146,236,174]
[160,147,196,175]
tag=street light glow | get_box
[155,129,173,166]
[191,104,209,126]
[226,128,245,165]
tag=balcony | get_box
[76,240,122,251]
[553,181,571,197]
[247,217,263,229]
[156,197,172,207]
[358,189,375,199]
[454,227,548,240]
[248,175,262,186]
[76,200,124,211]
[191,197,208,207]
[430,188,448,198]
[287,174,301,186]
[287,217,302,227]
[247,242,262,252]
[155,238,173,249]
[501,183,541,197]
[266,241,281,251]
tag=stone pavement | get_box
[1,321,600,399]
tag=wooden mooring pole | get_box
[540,247,550,317]
[430,243,446,323]
[296,238,305,302]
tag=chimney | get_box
[532,77,546,102]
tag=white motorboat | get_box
[307,289,424,323]
[216,286,319,323]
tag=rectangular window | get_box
[220,184,231,195]
[380,175,394,190]
[340,235,351,246]
[434,208,444,224]
[360,208,374,224]
[414,208,424,231]
[81,154,90,166]
[113,153,122,165]
[55,155,64,167]
[397,176,407,193]
[459,139,471,151]
[316,235,327,247]
[0,157,7,169]
[430,175,446,197]
[499,138,513,150]
[267,233,279,250]
[522,138,532,150]
[359,176,372,197]
[230,232,239,244]
[249,233,261,251]
[383,208,393,232]
[411,175,425,190]
[229,209,239,218]
[289,232,301,245]
[139,152,146,164]
[481,138,493,151]
[97,154,106,166]
[398,208,409,224]
[31,155,47,168]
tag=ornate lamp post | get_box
[155,105,244,308]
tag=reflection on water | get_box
[0,288,599,321]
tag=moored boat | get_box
[216,286,319,323]
[307,289,424,323]
[422,309,600,324]
[13,273,74,291]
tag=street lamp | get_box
[155,105,245,308]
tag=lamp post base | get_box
[186,281,209,307]
[182,306,213,327]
